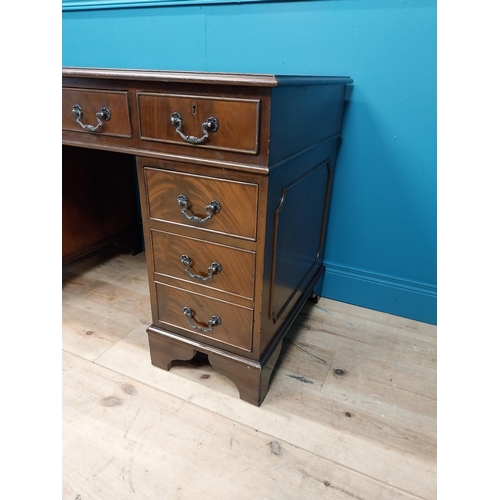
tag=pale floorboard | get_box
[62,248,437,500]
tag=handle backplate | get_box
[182,307,221,333]
[72,104,110,132]
[177,194,221,224]
[170,112,219,144]
[180,255,222,281]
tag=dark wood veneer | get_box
[143,166,259,241]
[137,92,261,154]
[62,68,352,406]
[62,145,141,263]
[151,229,256,300]
[62,88,132,137]
[156,283,254,352]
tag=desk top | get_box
[63,67,353,88]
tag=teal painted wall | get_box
[62,0,437,324]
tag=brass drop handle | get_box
[72,104,110,132]
[170,112,219,144]
[182,307,221,333]
[177,194,221,223]
[180,255,222,281]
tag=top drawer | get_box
[137,93,261,155]
[62,88,132,138]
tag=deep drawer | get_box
[137,92,261,154]
[151,229,255,300]
[62,88,132,138]
[156,283,254,352]
[144,167,259,241]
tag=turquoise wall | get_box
[62,0,437,324]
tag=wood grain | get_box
[151,228,256,300]
[155,282,254,352]
[143,165,259,241]
[137,92,261,154]
[62,88,132,137]
[62,250,436,499]
[62,146,140,263]
[62,68,353,408]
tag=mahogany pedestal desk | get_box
[62,67,352,406]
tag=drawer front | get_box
[62,88,132,137]
[156,283,253,352]
[151,229,255,300]
[144,167,258,241]
[138,93,260,154]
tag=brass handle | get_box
[180,255,222,281]
[177,194,221,223]
[182,307,221,333]
[72,104,110,132]
[170,112,219,144]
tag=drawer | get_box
[137,92,261,154]
[144,167,258,241]
[62,88,132,137]
[151,229,255,300]
[156,283,254,352]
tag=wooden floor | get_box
[62,247,437,500]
